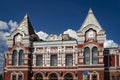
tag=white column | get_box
[75,52,78,65]
[17,53,19,66]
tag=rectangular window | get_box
[18,75,22,80]
[12,75,16,80]
[36,56,42,66]
[51,55,57,66]
[66,55,72,66]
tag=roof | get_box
[17,14,35,36]
[79,8,103,32]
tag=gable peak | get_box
[88,8,93,14]
[16,14,35,36]
[78,8,103,32]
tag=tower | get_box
[4,14,38,80]
[77,8,105,80]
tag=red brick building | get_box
[4,9,120,80]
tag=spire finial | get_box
[24,14,29,18]
[88,8,93,14]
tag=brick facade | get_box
[4,9,120,80]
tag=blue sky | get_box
[0,0,120,48]
[0,0,120,73]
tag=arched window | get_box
[92,47,98,64]
[84,47,90,65]
[12,50,17,66]
[19,50,24,65]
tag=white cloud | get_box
[104,39,119,48]
[8,20,18,32]
[36,31,48,40]
[63,29,78,39]
[0,21,8,30]
[63,29,119,48]
[0,31,7,46]
[0,20,17,48]
[0,19,18,47]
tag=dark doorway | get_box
[49,73,58,80]
[64,73,73,80]
[35,73,43,80]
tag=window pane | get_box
[92,47,98,64]
[66,55,72,66]
[19,50,24,65]
[92,58,97,64]
[37,56,42,66]
[84,58,90,64]
[112,76,115,80]
[12,75,16,80]
[117,75,120,80]
[13,50,17,66]
[18,75,22,80]
[84,47,90,65]
[51,56,57,66]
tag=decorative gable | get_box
[77,8,105,44]
[78,8,104,33]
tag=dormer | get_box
[6,14,39,48]
[77,8,105,44]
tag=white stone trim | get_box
[119,54,120,66]
[11,71,17,80]
[6,68,29,71]
[11,71,24,80]
[78,68,104,71]
[78,64,104,66]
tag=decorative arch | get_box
[18,71,24,80]
[34,73,43,80]
[48,73,58,80]
[63,72,75,80]
[12,50,17,66]
[11,30,25,38]
[91,71,99,80]
[83,43,99,50]
[33,72,45,80]
[13,33,23,45]
[11,71,17,80]
[81,24,100,34]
